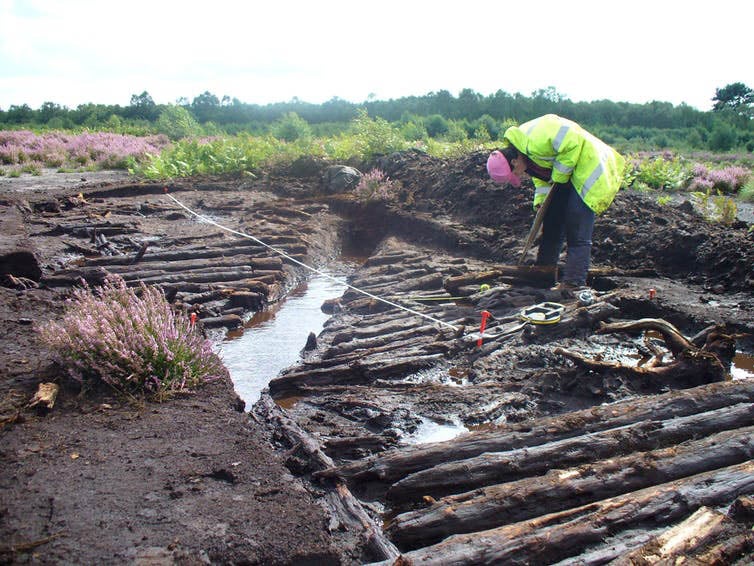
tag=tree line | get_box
[1,84,752,152]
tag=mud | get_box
[1,152,753,564]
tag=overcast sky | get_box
[1,0,751,113]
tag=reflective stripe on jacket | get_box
[503,114,625,215]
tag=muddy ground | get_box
[1,152,753,564]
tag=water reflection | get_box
[218,271,349,408]
[731,351,754,380]
[404,417,469,445]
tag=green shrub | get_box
[444,121,468,143]
[21,162,42,175]
[270,112,312,142]
[424,114,449,138]
[739,176,754,203]
[156,105,203,140]
[350,109,407,160]
[38,275,225,399]
[691,189,739,225]
[708,122,737,151]
[399,120,427,142]
[634,154,692,190]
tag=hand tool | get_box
[517,185,558,265]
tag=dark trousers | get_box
[535,183,595,286]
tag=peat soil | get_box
[1,151,753,564]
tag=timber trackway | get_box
[1,151,754,564]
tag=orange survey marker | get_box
[477,310,491,347]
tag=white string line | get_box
[165,193,460,332]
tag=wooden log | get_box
[176,288,234,305]
[319,335,440,367]
[27,383,60,411]
[363,252,429,268]
[597,318,696,356]
[225,291,264,309]
[386,403,754,504]
[369,460,754,566]
[728,495,754,524]
[444,266,658,293]
[198,314,242,329]
[326,324,439,357]
[444,266,556,292]
[160,276,278,293]
[554,343,727,386]
[324,435,390,460]
[269,352,444,396]
[83,240,268,266]
[392,273,445,293]
[350,269,430,290]
[330,317,425,347]
[61,238,99,256]
[125,267,283,285]
[103,255,284,275]
[38,221,139,237]
[270,364,368,395]
[611,506,754,565]
[314,380,754,483]
[252,395,400,562]
[387,423,754,548]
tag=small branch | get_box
[596,318,694,357]
[0,531,65,554]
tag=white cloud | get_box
[0,0,751,111]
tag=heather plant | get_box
[687,164,750,195]
[38,275,225,399]
[0,130,168,171]
[352,168,398,203]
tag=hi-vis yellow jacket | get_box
[503,114,626,215]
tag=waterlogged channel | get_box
[218,266,355,408]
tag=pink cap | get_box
[486,150,521,187]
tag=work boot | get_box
[549,281,578,299]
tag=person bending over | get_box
[486,113,626,292]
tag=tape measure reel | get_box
[519,302,565,325]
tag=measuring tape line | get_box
[164,193,461,332]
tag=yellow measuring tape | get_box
[519,302,565,325]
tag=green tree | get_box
[38,101,65,124]
[128,91,159,121]
[712,82,753,117]
[6,104,33,124]
[191,91,220,122]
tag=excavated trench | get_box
[3,152,754,564]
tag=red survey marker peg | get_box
[477,310,491,348]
